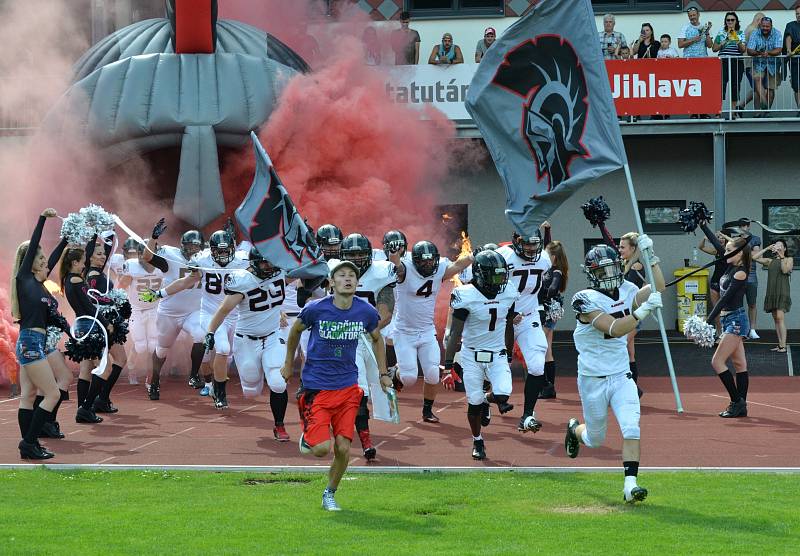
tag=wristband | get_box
[633,305,650,321]
[443,362,454,370]
[158,289,169,299]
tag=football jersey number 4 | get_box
[416,280,433,298]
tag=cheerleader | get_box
[618,232,646,397]
[83,235,129,414]
[11,209,70,459]
[706,237,752,418]
[537,239,569,399]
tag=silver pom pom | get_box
[79,204,116,235]
[545,299,564,323]
[107,288,128,307]
[683,315,716,348]
[60,212,93,245]
[45,326,62,352]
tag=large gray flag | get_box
[235,132,329,281]
[465,0,627,236]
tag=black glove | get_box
[204,332,215,352]
[224,217,235,239]
[151,218,167,239]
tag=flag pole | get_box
[623,163,684,413]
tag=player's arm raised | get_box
[442,253,474,281]
[387,250,406,283]
[281,318,308,381]
[632,234,665,308]
[139,267,201,303]
[376,285,395,329]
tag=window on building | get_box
[638,200,686,234]
[591,0,681,13]
[408,0,505,17]
[762,200,800,268]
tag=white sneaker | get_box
[322,490,341,511]
[299,434,313,455]
[623,485,648,503]
[748,329,760,340]
[128,374,139,385]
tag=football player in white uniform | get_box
[443,250,520,460]
[496,231,552,434]
[117,240,168,390]
[374,230,407,372]
[565,240,664,504]
[139,230,206,397]
[338,232,397,461]
[152,230,248,408]
[389,240,472,422]
[205,247,290,440]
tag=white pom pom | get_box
[683,315,716,348]
[545,298,564,323]
[60,212,93,245]
[79,204,116,235]
[107,288,128,307]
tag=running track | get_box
[1,376,798,467]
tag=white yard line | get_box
[169,427,195,437]
[95,456,116,464]
[129,440,158,452]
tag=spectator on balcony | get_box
[619,45,632,60]
[678,7,713,58]
[632,23,659,59]
[390,11,420,65]
[475,27,496,63]
[753,240,793,353]
[713,12,746,116]
[599,14,627,60]
[362,27,381,66]
[657,34,679,58]
[738,12,767,111]
[428,33,464,65]
[747,17,783,112]
[785,5,800,111]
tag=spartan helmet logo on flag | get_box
[491,36,589,190]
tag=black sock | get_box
[270,390,289,426]
[151,353,166,385]
[623,460,639,477]
[203,373,213,383]
[214,379,228,398]
[77,378,90,406]
[629,361,639,383]
[82,375,106,410]
[355,397,369,432]
[718,370,739,402]
[190,343,205,378]
[736,372,749,401]
[423,398,434,413]
[51,390,69,422]
[33,395,44,410]
[18,408,33,438]
[544,361,556,385]
[467,412,482,437]
[101,364,123,401]
[386,345,397,368]
[23,407,52,443]
[523,373,546,415]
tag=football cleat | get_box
[565,418,580,459]
[471,439,486,460]
[518,414,542,433]
[624,486,648,503]
[188,375,204,389]
[322,490,342,512]
[200,385,211,397]
[148,383,160,401]
[422,409,440,423]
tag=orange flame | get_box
[44,280,61,296]
[441,213,452,221]
[451,231,472,286]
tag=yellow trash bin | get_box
[673,267,709,332]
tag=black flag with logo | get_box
[465,0,627,237]
[235,132,329,281]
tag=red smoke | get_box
[0,285,19,385]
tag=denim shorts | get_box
[16,329,48,366]
[721,307,750,338]
[543,318,556,330]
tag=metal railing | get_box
[720,54,800,119]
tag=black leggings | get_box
[722,57,745,104]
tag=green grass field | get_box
[2,470,797,555]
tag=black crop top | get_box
[15,215,68,331]
[538,267,563,304]
[64,273,104,320]
[707,265,747,322]
[624,265,645,289]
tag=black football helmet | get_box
[411,240,440,277]
[583,244,624,293]
[383,230,408,258]
[123,237,140,257]
[340,233,372,275]
[472,250,509,296]
[483,243,499,251]
[249,246,281,280]
[316,224,343,260]
[511,230,543,262]
[209,230,235,267]
[181,230,204,260]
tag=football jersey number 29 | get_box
[247,279,285,312]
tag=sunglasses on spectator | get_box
[726,18,736,22]
[485,33,495,37]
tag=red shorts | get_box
[298,384,363,447]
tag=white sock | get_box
[624,475,638,491]
[473,435,483,441]
[205,382,212,388]
[580,429,591,447]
